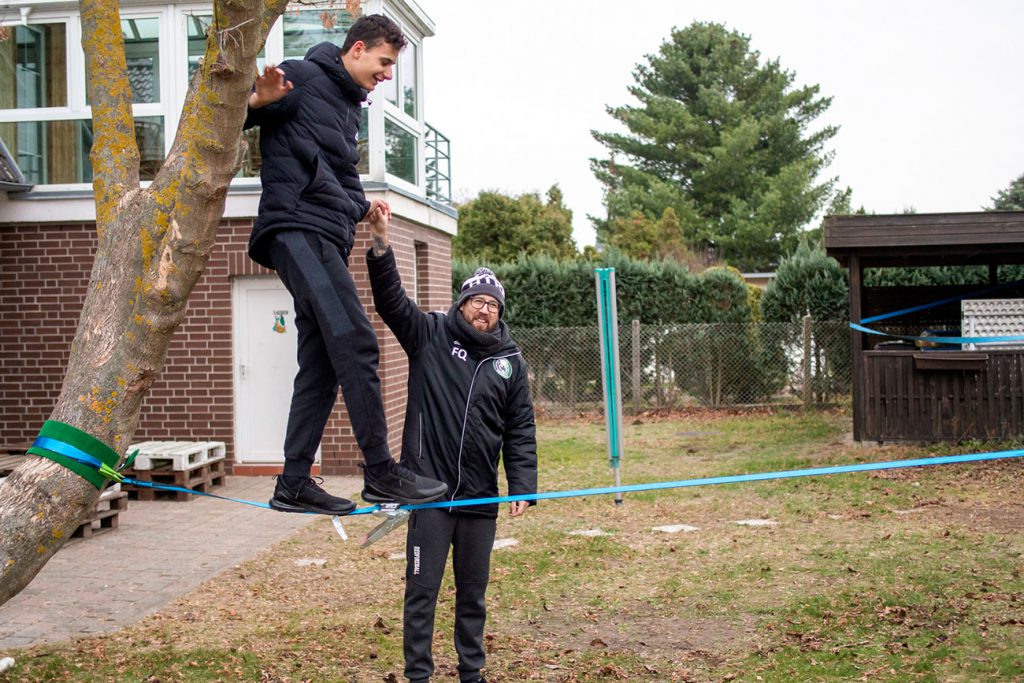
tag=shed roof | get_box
[824,211,1024,268]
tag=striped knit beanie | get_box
[457,267,506,318]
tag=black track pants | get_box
[267,230,391,475]
[404,508,497,683]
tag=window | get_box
[380,39,416,118]
[185,13,263,178]
[399,41,416,118]
[385,117,416,184]
[283,9,354,60]
[1,24,67,108]
[84,18,161,105]
[0,2,429,194]
[1,23,70,183]
[413,240,428,305]
[122,18,160,104]
[0,16,166,184]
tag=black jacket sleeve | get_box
[502,356,538,504]
[243,62,303,129]
[366,245,433,355]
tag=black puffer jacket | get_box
[367,247,538,518]
[244,42,371,268]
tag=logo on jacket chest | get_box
[493,358,513,379]
[451,342,468,362]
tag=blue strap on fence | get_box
[852,278,1024,343]
[849,322,1024,345]
[860,278,1024,324]
[22,437,1024,516]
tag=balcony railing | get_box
[424,123,451,205]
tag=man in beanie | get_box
[364,209,537,683]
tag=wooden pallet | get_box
[0,443,30,476]
[128,440,227,471]
[72,487,129,540]
[125,458,226,501]
[0,454,21,477]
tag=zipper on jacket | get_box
[449,350,523,510]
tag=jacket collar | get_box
[305,41,368,105]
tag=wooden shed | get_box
[824,211,1024,442]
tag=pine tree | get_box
[591,22,838,272]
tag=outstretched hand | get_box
[249,65,293,108]
[367,199,392,255]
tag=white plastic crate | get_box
[962,299,1024,351]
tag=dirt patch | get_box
[940,501,1024,534]
[533,609,756,664]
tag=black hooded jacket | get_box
[367,247,538,518]
[244,42,371,268]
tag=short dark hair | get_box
[341,14,407,54]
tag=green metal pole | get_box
[595,267,624,504]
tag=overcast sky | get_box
[417,0,1024,250]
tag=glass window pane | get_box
[129,115,165,178]
[187,14,264,84]
[357,107,368,175]
[239,127,261,178]
[0,24,68,109]
[122,18,160,103]
[400,43,416,118]
[0,116,164,184]
[85,18,160,105]
[186,14,209,82]
[381,58,398,106]
[283,10,354,60]
[0,119,84,184]
[384,117,415,184]
[186,13,263,179]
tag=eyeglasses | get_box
[467,296,500,314]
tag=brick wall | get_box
[0,223,93,442]
[0,217,452,475]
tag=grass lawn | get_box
[5,408,1024,681]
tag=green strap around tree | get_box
[27,420,120,490]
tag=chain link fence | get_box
[514,319,852,416]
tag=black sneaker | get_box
[269,476,356,515]
[362,462,447,505]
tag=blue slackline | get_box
[26,437,1024,517]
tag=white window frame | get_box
[378,6,423,195]
[0,8,169,191]
[1,0,431,202]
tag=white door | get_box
[233,277,320,464]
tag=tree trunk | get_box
[0,0,289,607]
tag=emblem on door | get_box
[272,311,288,334]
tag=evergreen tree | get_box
[761,240,848,322]
[591,22,838,272]
[988,173,1024,211]
[453,185,578,261]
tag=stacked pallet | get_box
[124,441,227,501]
[73,484,129,539]
[0,454,20,478]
